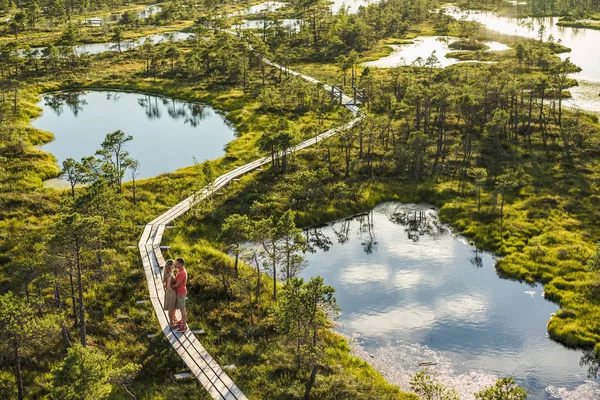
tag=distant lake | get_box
[445,6,600,114]
[24,32,193,57]
[363,36,510,68]
[32,90,237,180]
[300,202,600,400]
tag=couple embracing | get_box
[162,258,188,333]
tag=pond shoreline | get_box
[33,88,238,181]
[299,201,599,399]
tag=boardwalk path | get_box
[138,36,362,399]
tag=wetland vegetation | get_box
[1,0,599,398]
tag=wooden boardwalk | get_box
[138,34,362,399]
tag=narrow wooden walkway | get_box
[138,34,362,399]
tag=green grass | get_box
[154,238,417,399]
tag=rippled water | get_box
[299,203,600,399]
[32,90,236,180]
[363,36,509,68]
[445,7,600,113]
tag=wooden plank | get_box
[140,226,247,400]
[174,372,193,380]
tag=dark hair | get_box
[176,257,185,266]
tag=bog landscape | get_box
[1,0,600,398]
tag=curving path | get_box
[138,36,363,399]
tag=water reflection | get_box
[299,202,599,399]
[445,6,600,113]
[305,227,333,253]
[24,32,193,57]
[229,1,286,16]
[470,249,483,268]
[330,0,380,14]
[232,18,301,31]
[581,349,600,379]
[363,36,510,68]
[357,212,377,253]
[33,90,236,180]
[43,91,88,117]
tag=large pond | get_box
[445,7,600,113]
[299,203,600,400]
[32,90,237,180]
[363,36,509,68]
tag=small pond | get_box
[444,6,600,113]
[330,0,380,14]
[362,36,509,68]
[32,90,237,180]
[229,0,380,15]
[25,31,193,57]
[299,202,600,400]
[106,5,162,22]
[231,18,301,31]
[229,1,286,16]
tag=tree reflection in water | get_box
[332,218,351,245]
[138,96,161,119]
[136,96,208,126]
[303,205,457,256]
[357,212,377,254]
[387,207,446,242]
[44,91,88,117]
[106,91,122,103]
[44,91,211,127]
[580,349,600,379]
[471,249,483,268]
[304,227,333,253]
[185,103,209,127]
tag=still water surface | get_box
[445,7,600,113]
[299,203,600,399]
[232,0,379,15]
[32,90,236,180]
[26,32,193,57]
[230,1,286,16]
[363,36,509,68]
[231,18,300,30]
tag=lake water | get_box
[32,90,237,180]
[363,36,509,68]
[331,0,380,14]
[444,7,600,113]
[229,1,286,16]
[23,32,193,57]
[105,5,162,22]
[299,203,600,400]
[231,18,301,31]
[230,0,379,15]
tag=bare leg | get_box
[180,307,187,328]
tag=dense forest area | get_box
[1,0,600,398]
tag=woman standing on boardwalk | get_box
[162,259,177,328]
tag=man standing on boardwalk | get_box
[172,257,188,333]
